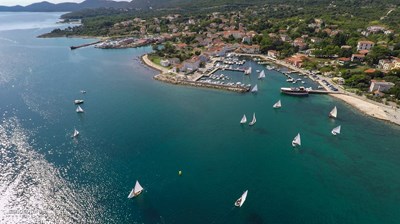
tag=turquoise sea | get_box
[1,12,400,224]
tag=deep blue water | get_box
[1,12,400,224]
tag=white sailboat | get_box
[74,99,84,104]
[251,84,258,93]
[292,133,301,147]
[249,113,256,126]
[72,129,79,138]
[329,106,337,118]
[76,105,84,113]
[258,70,266,79]
[273,100,282,108]
[331,125,341,136]
[234,190,248,207]
[245,66,252,75]
[240,114,247,124]
[128,180,144,198]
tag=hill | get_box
[0,0,132,12]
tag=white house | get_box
[160,59,170,67]
[357,40,375,51]
[369,80,395,93]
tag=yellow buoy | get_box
[178,170,182,176]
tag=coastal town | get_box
[3,0,400,223]
[62,6,400,125]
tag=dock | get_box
[308,90,339,94]
[70,40,102,50]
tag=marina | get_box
[146,52,340,95]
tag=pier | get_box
[308,90,340,94]
[70,40,102,50]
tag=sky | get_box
[0,0,129,6]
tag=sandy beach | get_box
[330,93,400,125]
[141,54,170,73]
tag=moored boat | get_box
[74,100,84,104]
[244,67,252,75]
[280,87,309,96]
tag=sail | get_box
[240,114,247,124]
[332,125,341,135]
[273,100,281,108]
[258,70,265,79]
[76,105,84,113]
[244,67,252,75]
[128,180,143,198]
[292,133,301,146]
[73,129,79,137]
[329,106,337,118]
[235,190,248,207]
[251,84,258,93]
[134,180,143,194]
[249,113,256,126]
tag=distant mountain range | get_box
[0,0,268,12]
[0,0,133,12]
[1,0,396,12]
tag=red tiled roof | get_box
[364,68,376,73]
[358,50,369,55]
[337,57,351,62]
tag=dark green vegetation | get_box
[41,0,400,102]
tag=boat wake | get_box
[0,117,99,223]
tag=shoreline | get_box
[141,54,249,93]
[142,53,400,126]
[236,53,400,126]
[330,93,400,126]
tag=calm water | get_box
[1,12,400,224]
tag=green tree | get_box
[365,45,391,65]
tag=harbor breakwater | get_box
[153,74,249,93]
